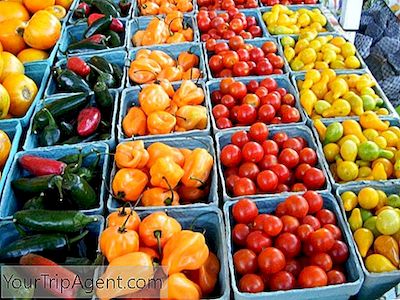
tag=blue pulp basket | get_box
[118,82,211,142]
[290,70,398,125]
[260,0,320,6]
[45,50,127,97]
[68,0,135,24]
[130,206,229,299]
[127,15,199,50]
[223,193,364,300]
[58,21,129,59]
[205,74,307,134]
[0,120,22,199]
[133,0,197,17]
[215,124,331,202]
[204,37,289,80]
[126,42,207,87]
[0,215,104,261]
[23,91,119,150]
[259,4,337,36]
[335,182,400,300]
[278,32,367,74]
[0,62,50,128]
[107,136,218,212]
[0,142,110,219]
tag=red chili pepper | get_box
[19,155,66,176]
[66,57,91,78]
[77,107,101,137]
[88,13,105,26]
[20,254,79,299]
[74,2,91,19]
[85,34,108,44]
[110,18,124,33]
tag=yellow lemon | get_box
[358,187,379,210]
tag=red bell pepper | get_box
[19,155,66,176]
[77,107,101,137]
[66,57,91,78]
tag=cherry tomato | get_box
[226,174,240,192]
[299,148,318,166]
[229,19,245,34]
[242,141,264,163]
[316,209,337,226]
[238,274,265,293]
[232,198,258,223]
[261,93,280,111]
[231,130,249,148]
[223,51,240,68]
[220,78,235,94]
[248,25,262,37]
[268,54,284,69]
[279,148,300,169]
[275,232,301,258]
[198,17,212,31]
[262,215,283,236]
[253,214,270,231]
[221,94,236,109]
[275,202,287,217]
[257,170,278,192]
[258,104,276,123]
[276,183,290,193]
[323,224,342,241]
[272,132,288,148]
[303,191,323,214]
[227,7,240,18]
[280,215,300,233]
[240,31,252,39]
[209,55,224,72]
[285,258,302,278]
[210,16,225,28]
[270,271,296,291]
[211,90,223,104]
[258,154,278,170]
[329,240,349,264]
[302,215,321,230]
[258,247,286,275]
[225,167,238,178]
[269,164,290,184]
[276,87,287,97]
[219,68,233,78]
[295,163,312,181]
[234,249,258,275]
[311,253,333,272]
[261,41,278,54]
[234,178,257,196]
[237,48,250,61]
[213,104,230,119]
[249,122,269,143]
[216,117,233,129]
[260,78,278,92]
[309,228,335,253]
[327,270,346,285]
[247,80,259,93]
[255,86,269,99]
[282,138,303,152]
[249,47,265,62]
[219,12,229,22]
[296,224,314,241]
[232,223,250,246]
[239,162,260,181]
[281,107,300,123]
[262,140,279,156]
[246,230,273,254]
[221,144,242,167]
[282,93,295,106]
[298,266,328,288]
[229,82,247,100]
[283,195,309,219]
[256,59,273,75]
[233,61,250,77]
[242,94,260,107]
[303,168,326,190]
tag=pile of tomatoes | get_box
[231,196,349,293]
[197,9,263,42]
[220,123,327,197]
[206,37,285,78]
[211,77,301,129]
[198,0,258,10]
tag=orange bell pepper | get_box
[140,2,159,15]
[142,187,180,206]
[173,80,204,107]
[147,111,176,135]
[139,84,170,115]
[129,58,161,84]
[107,205,141,231]
[160,273,201,300]
[157,65,183,82]
[162,230,209,274]
[115,141,149,169]
[141,18,169,46]
[181,148,213,188]
[147,142,185,168]
[136,49,152,60]
[177,184,210,204]
[183,68,202,80]
[132,30,145,46]
[165,11,184,32]
[186,252,220,296]
[149,50,176,69]
[178,51,199,72]
[176,105,208,131]
[139,212,181,249]
[167,32,186,44]
[99,214,140,262]
[123,107,147,137]
[112,168,148,201]
[150,156,184,189]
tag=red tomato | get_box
[211,90,223,104]
[276,87,287,97]
[309,228,335,253]
[258,154,278,170]
[276,183,290,193]
[272,132,288,148]
[258,104,276,123]
[282,138,303,152]
[209,55,224,72]
[247,80,259,93]
[285,195,309,220]
[261,41,278,54]
[311,253,333,272]
[256,59,273,75]
[223,51,240,68]
[246,231,273,254]
[299,148,317,166]
[231,130,249,148]
[253,214,270,231]
[258,247,286,274]
[303,168,326,190]
[242,141,264,163]
[237,48,250,61]
[233,61,251,77]
[302,215,321,230]
[205,38,217,51]
[226,174,240,192]
[262,215,283,236]
[261,93,281,111]
[239,162,260,181]
[221,94,236,109]
[262,140,279,156]
[232,198,258,223]
[281,107,300,123]
[291,183,307,192]
[282,93,295,106]
[285,258,302,278]
[257,170,278,192]
[270,271,296,291]
[237,104,257,125]
[249,47,264,62]
[275,233,301,258]
[327,270,346,285]
[238,274,265,293]
[220,78,235,94]
[316,209,337,226]
[323,224,342,241]
[213,104,230,119]
[279,148,300,169]
[296,224,314,241]
[260,77,278,91]
[230,20,245,35]
[234,178,257,196]
[224,167,238,178]
[216,117,233,129]
[329,240,349,264]
[248,25,262,37]
[280,215,300,233]
[298,266,328,288]
[255,86,269,99]
[303,191,323,214]
[275,202,287,217]
[269,164,290,184]
[242,94,260,108]
[249,122,269,143]
[295,163,312,181]
[221,144,242,167]
[234,249,258,275]
[232,223,250,246]
[231,105,240,122]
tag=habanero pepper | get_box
[140,2,159,16]
[147,111,176,135]
[173,80,204,107]
[181,148,213,188]
[62,173,97,210]
[165,11,184,32]
[160,273,201,300]
[115,140,149,169]
[112,168,148,201]
[149,50,176,69]
[142,187,180,206]
[180,26,194,41]
[147,142,185,168]
[166,101,178,115]
[183,67,202,80]
[122,106,147,137]
[66,57,91,77]
[141,18,169,46]
[107,204,140,231]
[128,57,161,84]
[176,105,208,131]
[166,32,186,44]
[176,0,193,12]
[178,51,199,72]
[157,65,183,82]
[159,1,174,15]
[19,155,66,176]
[139,246,160,262]
[178,183,210,204]
[156,78,174,97]
[139,84,170,116]
[136,49,151,59]
[161,230,209,275]
[150,156,184,189]
[132,30,145,46]
[180,148,192,161]
[100,214,140,262]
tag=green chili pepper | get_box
[104,30,122,47]
[12,175,63,195]
[54,68,92,94]
[22,195,47,210]
[38,109,60,147]
[88,63,116,88]
[63,133,101,145]
[111,63,123,84]
[89,56,113,74]
[94,81,113,110]
[84,15,113,38]
[62,173,97,210]
[60,121,75,138]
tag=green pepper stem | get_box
[162,177,175,204]
[154,230,162,256]
[189,176,205,187]
[118,214,131,233]
[69,230,89,244]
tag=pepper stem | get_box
[118,214,131,233]
[118,202,130,217]
[189,176,205,187]
[69,230,89,244]
[154,230,162,256]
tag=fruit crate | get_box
[126,42,208,87]
[204,37,289,80]
[260,0,321,7]
[278,33,367,74]
[205,74,307,134]
[133,0,197,17]
[118,82,211,142]
[107,136,218,212]
[336,182,400,300]
[223,193,364,300]
[132,206,230,300]
[45,50,127,97]
[215,124,331,202]
[127,15,199,50]
[259,4,336,35]
[57,20,129,59]
[0,143,110,220]
[23,91,119,150]
[309,117,400,189]
[0,120,22,199]
[68,0,135,24]
[290,70,398,126]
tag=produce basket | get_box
[107,136,218,212]
[0,120,22,199]
[133,0,197,17]
[260,0,321,6]
[126,42,207,87]
[23,91,119,150]
[118,82,210,142]
[45,50,127,97]
[206,74,306,133]
[215,124,331,202]
[336,182,400,300]
[223,193,364,300]
[0,143,110,219]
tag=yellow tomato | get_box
[45,5,67,20]
[0,52,24,83]
[0,129,11,169]
[55,0,74,9]
[17,48,49,63]
[0,84,10,119]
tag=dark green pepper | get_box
[63,133,101,145]
[22,195,47,210]
[54,68,92,94]
[62,173,97,210]
[38,109,60,147]
[60,121,75,138]
[111,63,123,84]
[104,30,122,47]
[90,0,121,17]
[89,56,113,74]
[84,15,113,38]
[94,81,113,110]
[76,152,101,183]
[12,175,63,196]
[88,63,115,88]
[67,39,108,53]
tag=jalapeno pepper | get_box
[53,67,92,94]
[89,56,113,74]
[84,15,113,38]
[62,173,97,210]
[22,195,47,210]
[88,63,116,87]
[67,34,108,53]
[63,133,101,145]
[94,81,113,110]
[38,109,61,147]
[12,175,63,196]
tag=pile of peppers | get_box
[12,152,101,211]
[112,140,214,206]
[74,0,132,21]
[132,12,194,46]
[98,209,220,299]
[122,80,207,137]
